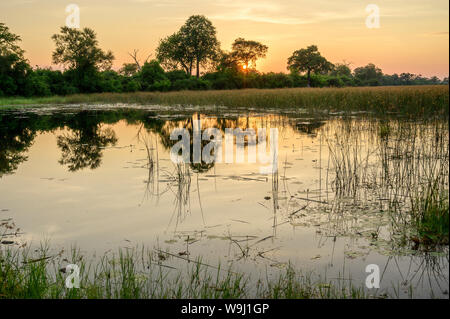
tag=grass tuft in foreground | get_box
[411,188,449,247]
[0,244,370,299]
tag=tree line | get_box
[1,16,448,97]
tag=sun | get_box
[242,65,247,70]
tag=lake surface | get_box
[0,105,448,298]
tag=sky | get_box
[1,0,449,78]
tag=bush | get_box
[289,73,308,87]
[151,79,171,92]
[202,71,241,90]
[326,76,344,88]
[99,70,123,93]
[166,70,189,83]
[0,54,30,96]
[123,78,141,92]
[260,72,294,89]
[172,77,211,91]
[140,60,168,91]
[23,72,52,96]
[309,74,328,87]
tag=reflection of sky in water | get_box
[0,109,448,298]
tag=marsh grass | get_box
[412,186,449,246]
[325,118,449,249]
[1,86,448,118]
[0,244,371,299]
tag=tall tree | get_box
[156,32,195,76]
[0,22,25,58]
[0,22,30,96]
[230,38,268,70]
[127,49,151,72]
[287,45,333,87]
[179,15,220,78]
[51,27,114,91]
[353,63,383,86]
[57,112,117,172]
[330,62,352,77]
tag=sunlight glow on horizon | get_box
[1,0,448,78]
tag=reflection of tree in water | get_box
[157,114,216,174]
[57,112,118,172]
[156,113,291,174]
[0,116,36,178]
[295,120,325,136]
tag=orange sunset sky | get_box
[1,0,449,78]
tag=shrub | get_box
[140,60,168,91]
[166,70,189,83]
[151,79,171,92]
[99,70,123,93]
[172,77,211,91]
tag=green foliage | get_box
[165,69,189,82]
[119,63,139,77]
[157,32,194,76]
[140,60,169,91]
[122,78,141,92]
[172,77,211,91]
[3,86,447,120]
[230,37,268,69]
[24,71,52,96]
[0,24,31,96]
[287,45,334,87]
[412,185,449,246]
[99,70,124,93]
[51,27,114,72]
[202,70,241,90]
[1,22,448,98]
[51,27,114,93]
[0,54,30,96]
[326,76,344,87]
[330,63,352,77]
[179,15,221,78]
[0,243,370,299]
[0,22,25,58]
[152,79,171,92]
[353,63,383,86]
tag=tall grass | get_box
[0,244,370,299]
[411,181,449,246]
[1,86,448,117]
[325,118,449,248]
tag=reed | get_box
[1,86,448,118]
[0,244,371,299]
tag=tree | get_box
[0,22,25,58]
[230,38,268,70]
[179,15,220,78]
[51,27,114,92]
[0,113,36,177]
[140,60,170,91]
[331,62,352,77]
[353,63,383,86]
[128,49,151,72]
[0,23,31,96]
[156,32,195,76]
[57,112,117,172]
[119,63,139,77]
[287,45,333,87]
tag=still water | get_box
[0,105,448,298]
